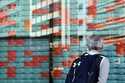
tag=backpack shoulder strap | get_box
[93,54,103,70]
[96,54,103,67]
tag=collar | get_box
[87,50,100,55]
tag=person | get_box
[65,35,110,83]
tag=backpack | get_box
[65,52,103,83]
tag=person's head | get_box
[86,35,103,51]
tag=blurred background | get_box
[0,0,125,83]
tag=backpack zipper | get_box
[72,61,81,83]
[72,69,76,83]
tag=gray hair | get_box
[86,35,103,51]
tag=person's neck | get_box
[87,50,100,55]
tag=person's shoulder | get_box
[99,54,107,59]
[100,55,109,64]
[100,55,108,60]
